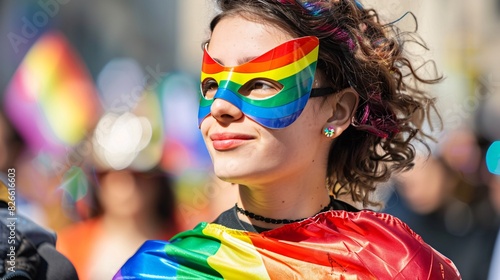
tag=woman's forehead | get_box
[208,16,292,67]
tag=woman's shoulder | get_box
[264,209,431,250]
[261,210,401,238]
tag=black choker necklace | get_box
[235,196,335,225]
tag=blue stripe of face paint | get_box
[249,110,305,128]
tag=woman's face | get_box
[200,15,332,186]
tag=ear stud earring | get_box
[323,126,335,138]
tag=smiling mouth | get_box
[210,133,254,151]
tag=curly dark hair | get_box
[209,0,441,207]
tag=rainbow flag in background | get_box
[114,210,461,280]
[4,31,100,156]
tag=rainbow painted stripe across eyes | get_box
[198,36,320,129]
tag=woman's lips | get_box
[210,133,254,151]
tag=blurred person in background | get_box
[384,143,497,280]
[57,168,178,280]
[0,111,78,279]
[1,107,75,231]
[488,174,500,280]
[56,67,181,279]
[385,78,500,279]
[0,174,79,279]
[476,80,500,280]
[0,111,24,172]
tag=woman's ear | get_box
[325,87,359,137]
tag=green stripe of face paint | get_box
[201,62,317,108]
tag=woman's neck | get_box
[236,182,331,229]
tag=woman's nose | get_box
[210,98,244,125]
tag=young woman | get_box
[115,0,461,278]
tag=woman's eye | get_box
[252,81,273,90]
[201,79,218,99]
[239,79,283,98]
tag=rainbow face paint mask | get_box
[198,36,320,129]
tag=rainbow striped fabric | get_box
[198,36,319,129]
[114,210,461,279]
[4,32,100,156]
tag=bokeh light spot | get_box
[486,141,500,175]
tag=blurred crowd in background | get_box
[0,0,499,279]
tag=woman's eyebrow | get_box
[212,55,258,67]
[237,56,258,65]
[205,41,261,66]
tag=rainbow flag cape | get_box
[114,210,461,279]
